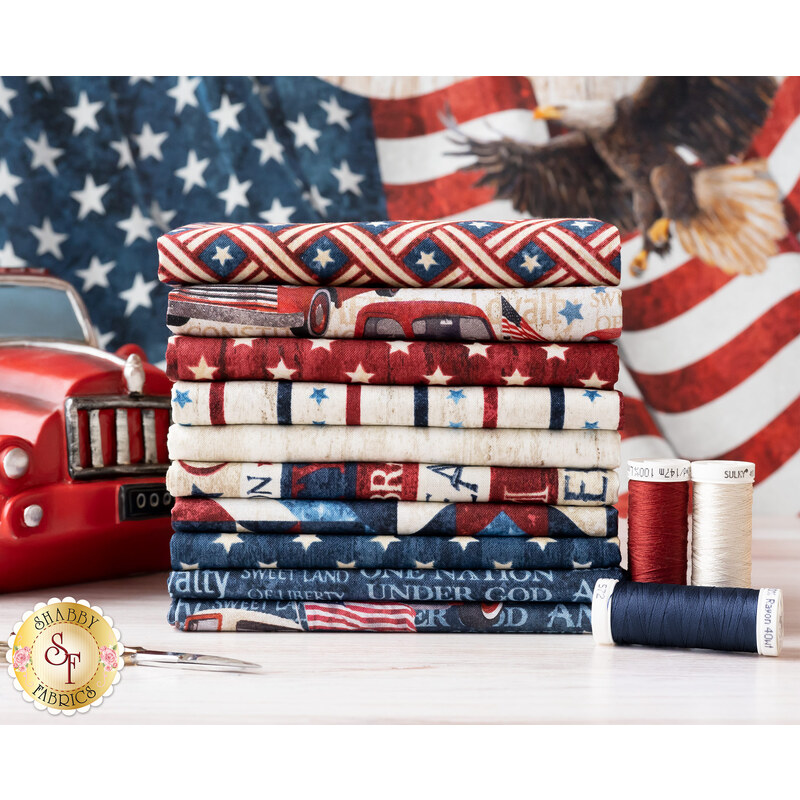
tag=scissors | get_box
[1,641,260,674]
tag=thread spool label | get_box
[627,458,691,483]
[591,578,617,646]
[756,588,783,657]
[691,460,755,484]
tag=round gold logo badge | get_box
[5,597,124,715]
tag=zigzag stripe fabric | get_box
[165,336,620,388]
[166,284,622,341]
[171,381,623,430]
[170,533,621,571]
[168,567,625,603]
[157,219,622,288]
[166,462,620,505]
[171,498,617,537]
[168,599,594,634]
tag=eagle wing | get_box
[451,129,637,232]
[629,76,778,165]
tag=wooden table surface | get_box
[2,519,798,724]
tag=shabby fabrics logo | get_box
[5,597,124,716]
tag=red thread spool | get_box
[627,458,691,584]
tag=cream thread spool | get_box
[691,460,755,588]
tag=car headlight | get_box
[2,447,29,479]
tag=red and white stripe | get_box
[304,602,417,632]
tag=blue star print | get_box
[594,287,606,294]
[448,422,464,428]
[559,301,584,325]
[583,390,601,402]
[584,421,599,429]
[309,387,328,405]
[448,389,466,404]
[312,420,327,425]
[173,389,192,408]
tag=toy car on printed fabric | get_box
[0,269,173,592]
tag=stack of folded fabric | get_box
[159,219,624,633]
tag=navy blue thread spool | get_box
[592,579,783,656]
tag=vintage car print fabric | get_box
[170,380,623,430]
[170,532,622,571]
[157,219,622,289]
[166,284,622,342]
[167,424,621,468]
[166,462,620,506]
[171,497,617,537]
[169,598,594,634]
[165,335,620,388]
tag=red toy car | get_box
[0,269,173,593]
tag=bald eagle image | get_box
[452,77,786,275]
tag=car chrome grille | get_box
[65,395,171,479]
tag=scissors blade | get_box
[125,647,261,672]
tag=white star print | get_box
[212,246,234,266]
[253,129,284,165]
[268,359,297,380]
[493,561,513,569]
[117,205,154,245]
[572,560,593,569]
[287,113,322,152]
[119,273,157,317]
[416,251,438,271]
[208,94,244,137]
[528,537,557,550]
[218,174,252,215]
[134,122,168,161]
[345,363,374,383]
[0,78,17,116]
[259,197,295,224]
[70,174,110,220]
[319,96,351,129]
[294,533,322,550]
[188,355,218,380]
[571,221,594,230]
[214,532,244,553]
[520,253,542,272]
[450,536,479,550]
[305,184,331,217]
[424,366,452,385]
[258,561,278,569]
[179,562,199,571]
[313,248,335,268]
[26,76,52,93]
[110,138,134,169]
[388,341,412,354]
[149,200,177,232]
[25,131,63,176]
[0,239,25,267]
[29,217,67,259]
[64,91,104,135]
[94,328,115,349]
[75,256,115,291]
[167,76,201,114]
[337,561,357,569]
[414,561,435,569]
[542,343,569,361]
[371,535,400,550]
[175,150,209,194]
[309,339,333,351]
[129,77,154,85]
[232,338,257,348]
[580,372,607,388]
[331,160,365,196]
[0,160,23,204]
[463,342,490,358]
[502,369,529,386]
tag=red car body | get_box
[0,270,173,593]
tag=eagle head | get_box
[534,100,616,135]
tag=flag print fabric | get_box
[171,497,618,536]
[170,532,622,571]
[170,380,623,430]
[166,284,622,341]
[167,566,625,603]
[168,424,621,468]
[157,219,622,288]
[169,598,593,633]
[165,336,620,388]
[166,462,620,505]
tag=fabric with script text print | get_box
[158,219,622,288]
[171,497,618,537]
[166,461,621,505]
[167,566,624,603]
[167,424,621,468]
[168,598,593,633]
[166,285,622,342]
[170,380,623,430]
[170,532,622,571]
[165,336,620,388]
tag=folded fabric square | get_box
[166,461,620,505]
[171,381,623,430]
[171,497,617,537]
[167,566,625,603]
[166,336,620,388]
[167,425,621,468]
[168,598,594,633]
[158,219,621,289]
[166,285,622,342]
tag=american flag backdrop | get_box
[0,76,797,515]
